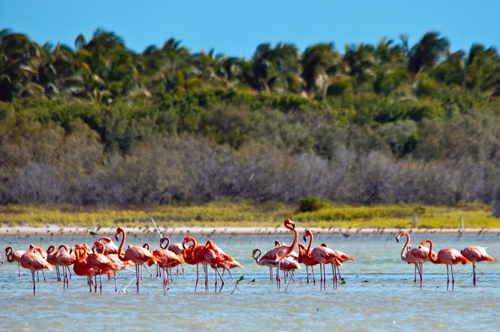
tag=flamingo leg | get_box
[306,266,309,284]
[42,270,46,282]
[319,264,323,290]
[137,265,140,293]
[195,264,199,292]
[56,266,60,282]
[67,266,72,279]
[332,264,335,289]
[122,275,136,293]
[163,266,168,295]
[144,266,154,279]
[216,267,225,292]
[94,274,98,293]
[451,265,455,291]
[214,268,218,291]
[312,266,316,285]
[446,265,450,291]
[88,276,92,292]
[31,271,36,295]
[176,265,179,276]
[114,273,118,292]
[336,265,341,284]
[414,264,418,283]
[182,263,185,276]
[37,271,40,282]
[227,269,234,280]
[269,266,273,281]
[170,268,173,282]
[18,262,21,277]
[419,263,423,290]
[276,262,281,290]
[204,263,209,292]
[473,263,476,286]
[99,272,102,294]
[0,260,4,272]
[290,271,296,283]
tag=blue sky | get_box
[2,0,500,57]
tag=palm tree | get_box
[301,43,340,99]
[408,32,449,74]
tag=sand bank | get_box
[0,226,497,237]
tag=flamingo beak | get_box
[115,234,119,241]
[396,237,399,243]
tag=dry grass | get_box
[0,201,497,229]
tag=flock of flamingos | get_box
[0,219,498,295]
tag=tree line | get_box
[1,29,500,210]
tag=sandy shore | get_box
[0,226,497,236]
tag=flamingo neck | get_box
[400,232,411,261]
[285,224,299,255]
[306,232,313,256]
[253,249,261,263]
[6,248,14,263]
[427,240,439,264]
[117,229,127,261]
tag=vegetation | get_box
[0,202,497,229]
[1,28,500,219]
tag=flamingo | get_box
[96,243,135,293]
[168,242,185,276]
[5,247,26,277]
[203,240,242,292]
[73,245,97,292]
[46,246,61,281]
[257,219,298,289]
[20,246,53,295]
[94,237,119,255]
[55,245,76,289]
[298,243,318,284]
[305,230,356,290]
[115,227,161,293]
[149,237,185,294]
[28,244,48,282]
[182,236,209,292]
[396,230,437,290]
[87,241,117,294]
[460,246,498,286]
[140,243,154,280]
[420,240,472,291]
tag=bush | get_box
[298,196,326,212]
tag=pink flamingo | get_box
[87,241,117,294]
[460,246,498,285]
[420,239,472,291]
[149,237,185,294]
[20,246,53,295]
[94,237,119,255]
[396,230,437,290]
[5,247,25,277]
[182,236,210,292]
[55,245,76,289]
[168,242,185,276]
[115,227,160,293]
[257,219,298,289]
[306,230,356,290]
[203,240,242,292]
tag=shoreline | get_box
[0,226,496,236]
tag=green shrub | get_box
[298,196,325,212]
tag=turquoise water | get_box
[1,233,500,331]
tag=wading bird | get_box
[182,236,209,292]
[396,230,437,290]
[5,247,25,277]
[55,245,76,289]
[150,237,185,294]
[257,219,298,289]
[20,246,53,295]
[168,242,186,276]
[460,246,498,286]
[87,241,116,294]
[115,227,160,293]
[420,240,472,291]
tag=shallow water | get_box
[1,233,500,331]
